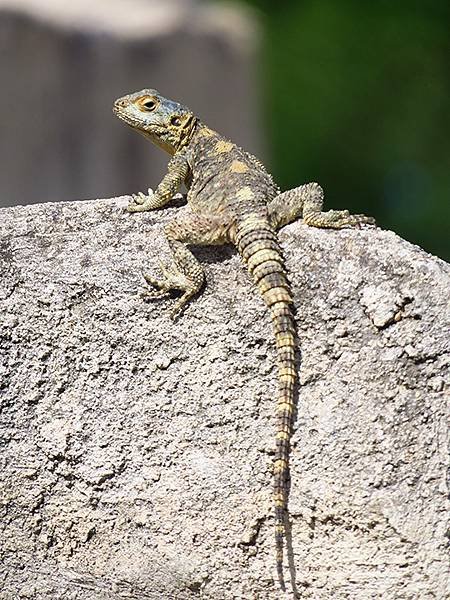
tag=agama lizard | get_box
[113,89,375,589]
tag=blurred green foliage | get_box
[237,0,450,260]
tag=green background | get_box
[236,0,449,260]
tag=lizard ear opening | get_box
[170,116,182,127]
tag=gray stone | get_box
[0,0,260,207]
[0,197,448,599]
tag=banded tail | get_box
[235,214,296,586]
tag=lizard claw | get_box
[140,269,173,301]
[304,209,376,229]
[142,271,167,289]
[169,292,195,321]
[340,214,376,229]
[352,214,376,226]
[140,289,170,301]
[134,192,147,205]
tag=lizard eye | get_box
[171,116,182,127]
[140,98,157,111]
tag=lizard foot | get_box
[127,189,155,212]
[141,264,197,320]
[304,209,376,229]
[342,212,376,228]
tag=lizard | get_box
[113,88,375,589]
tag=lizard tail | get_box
[235,215,296,586]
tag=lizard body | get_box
[113,89,375,589]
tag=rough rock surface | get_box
[0,197,448,600]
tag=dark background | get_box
[238,0,449,261]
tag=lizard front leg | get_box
[142,213,230,319]
[269,182,375,229]
[128,152,190,213]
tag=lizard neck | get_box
[191,121,220,144]
[175,114,198,152]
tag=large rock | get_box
[0,0,260,207]
[0,197,448,599]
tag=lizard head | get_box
[113,89,197,155]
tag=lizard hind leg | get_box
[268,182,324,229]
[268,181,375,230]
[142,213,230,320]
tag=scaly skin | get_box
[113,89,375,589]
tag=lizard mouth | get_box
[113,107,165,135]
